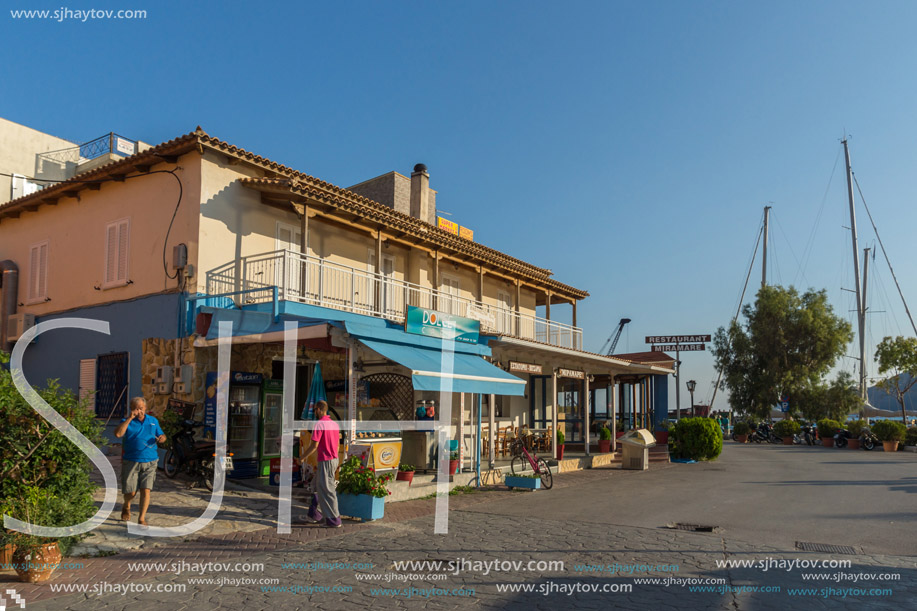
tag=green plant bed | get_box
[773,420,800,439]
[670,418,722,461]
[871,420,906,443]
[733,422,750,436]
[817,419,842,439]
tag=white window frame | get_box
[103,218,131,289]
[27,239,50,304]
[439,272,462,315]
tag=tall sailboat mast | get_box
[843,139,868,402]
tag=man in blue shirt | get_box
[114,397,165,526]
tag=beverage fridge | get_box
[204,371,263,479]
[259,379,284,476]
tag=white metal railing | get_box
[205,249,583,350]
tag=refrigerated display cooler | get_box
[260,379,284,476]
[204,371,263,479]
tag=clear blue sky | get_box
[4,0,917,410]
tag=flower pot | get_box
[504,476,541,490]
[395,471,414,485]
[615,432,625,439]
[882,441,899,452]
[822,437,834,448]
[655,431,669,445]
[598,440,611,453]
[782,436,793,445]
[1,543,15,567]
[448,460,459,475]
[13,542,61,583]
[847,438,860,450]
[336,493,385,522]
[735,434,748,443]
[557,445,565,460]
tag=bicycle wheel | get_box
[511,455,527,475]
[536,458,553,490]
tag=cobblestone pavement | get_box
[7,464,914,611]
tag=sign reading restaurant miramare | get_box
[645,335,712,344]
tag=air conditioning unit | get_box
[7,313,36,341]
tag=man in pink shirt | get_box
[302,401,342,528]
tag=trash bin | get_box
[618,429,657,470]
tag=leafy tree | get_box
[0,352,101,554]
[874,336,917,426]
[712,286,853,420]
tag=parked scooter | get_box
[163,419,233,491]
[859,428,878,451]
[834,427,852,448]
[801,424,816,446]
[752,422,773,443]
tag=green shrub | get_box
[906,427,917,447]
[817,419,841,438]
[599,426,612,441]
[556,429,565,445]
[733,421,750,436]
[773,420,801,438]
[0,352,102,556]
[871,420,906,443]
[670,417,723,461]
[846,419,868,437]
[398,464,415,472]
[658,420,670,431]
[336,455,393,498]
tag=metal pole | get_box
[844,139,865,361]
[762,205,771,289]
[675,348,681,421]
[488,393,496,470]
[551,371,558,460]
[584,376,591,455]
[476,394,482,487]
[861,247,870,421]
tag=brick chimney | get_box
[410,163,436,225]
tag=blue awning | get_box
[359,338,526,396]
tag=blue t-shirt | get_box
[120,415,164,463]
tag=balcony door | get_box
[368,251,396,318]
[439,273,461,315]
[275,222,303,298]
[496,289,513,335]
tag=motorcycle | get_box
[859,429,878,451]
[801,424,816,446]
[752,422,773,443]
[834,427,852,448]
[163,419,233,491]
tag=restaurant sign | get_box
[509,361,543,374]
[645,335,711,344]
[557,367,585,379]
[405,306,480,344]
[651,344,705,352]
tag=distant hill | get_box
[867,373,917,412]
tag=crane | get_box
[599,318,631,355]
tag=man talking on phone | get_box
[114,397,166,526]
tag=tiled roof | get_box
[0,127,588,299]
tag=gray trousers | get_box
[314,458,339,520]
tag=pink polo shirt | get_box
[311,415,340,462]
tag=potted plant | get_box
[448,451,460,475]
[615,420,625,439]
[504,473,541,490]
[773,420,800,445]
[3,490,63,583]
[846,419,867,450]
[159,407,183,468]
[335,455,393,521]
[906,426,917,451]
[733,421,750,443]
[817,419,841,447]
[655,420,670,445]
[598,425,613,453]
[396,464,415,485]
[871,420,906,452]
[556,429,565,459]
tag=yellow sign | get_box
[370,441,402,471]
[437,216,459,235]
[459,226,474,241]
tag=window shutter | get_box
[117,220,129,282]
[11,174,25,200]
[79,359,96,411]
[29,244,39,300]
[105,224,117,284]
[38,242,48,299]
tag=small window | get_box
[27,240,49,303]
[104,218,130,288]
[79,358,97,412]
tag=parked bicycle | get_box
[508,438,553,490]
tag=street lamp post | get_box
[686,380,696,418]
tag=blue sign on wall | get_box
[404,306,480,344]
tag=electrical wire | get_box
[773,211,807,287]
[1,167,184,282]
[796,144,842,286]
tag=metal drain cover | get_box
[666,523,721,533]
[795,542,857,555]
